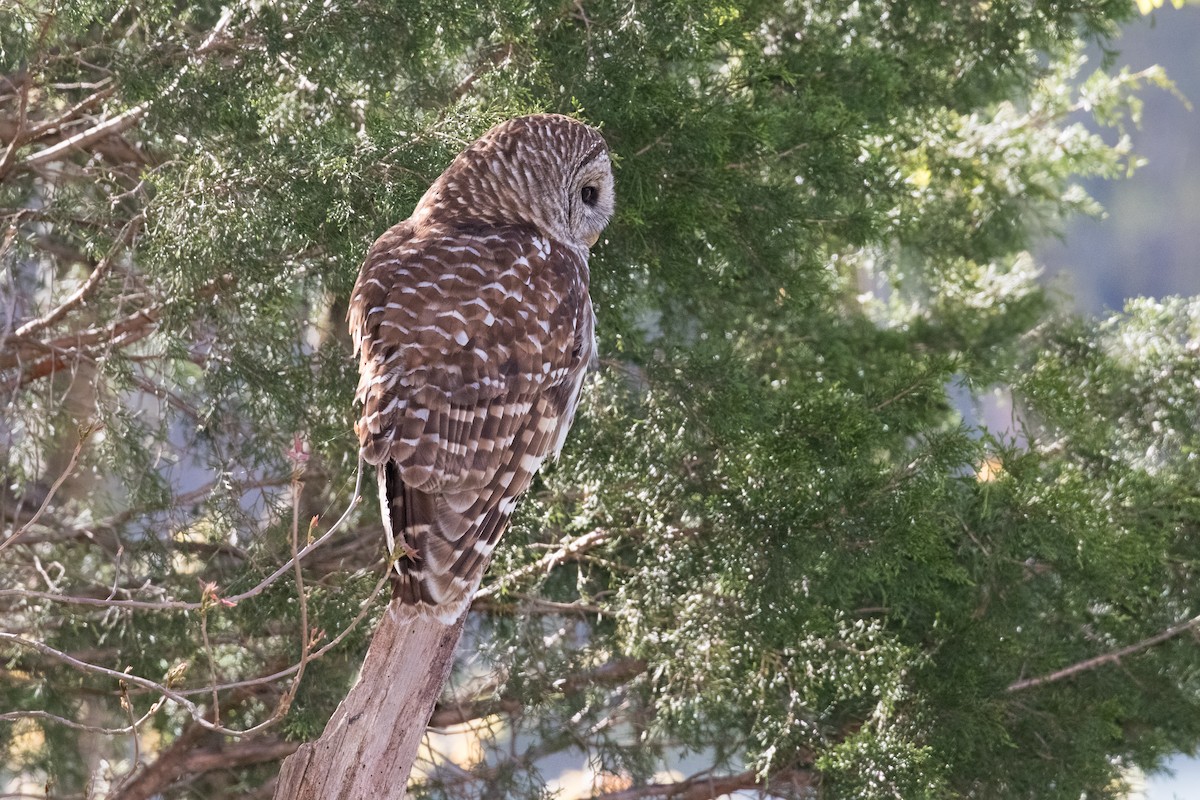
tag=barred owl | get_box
[348,114,614,622]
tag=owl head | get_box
[415,114,615,251]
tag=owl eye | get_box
[581,185,599,206]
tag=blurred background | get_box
[1040,8,1200,315]
[1035,6,1200,798]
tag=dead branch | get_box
[1007,612,1200,692]
[0,422,98,554]
[112,723,298,800]
[590,767,814,800]
[476,527,613,599]
[273,604,470,799]
[0,467,371,738]
[430,656,646,728]
[7,213,143,340]
[171,568,389,700]
[21,102,148,168]
[0,462,364,613]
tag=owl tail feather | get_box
[379,462,485,624]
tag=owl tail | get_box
[379,462,506,623]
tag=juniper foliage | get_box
[3,2,1199,798]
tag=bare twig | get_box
[1,596,348,738]
[476,527,613,599]
[7,213,143,340]
[472,594,606,616]
[0,630,215,728]
[0,422,99,554]
[0,463,370,737]
[0,700,164,736]
[590,768,813,800]
[123,674,140,765]
[0,459,365,612]
[429,657,645,728]
[199,594,222,726]
[171,566,389,699]
[0,65,31,179]
[277,473,314,718]
[1007,612,1200,692]
[21,102,148,168]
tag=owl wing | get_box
[348,222,593,620]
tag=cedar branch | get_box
[476,527,613,599]
[6,213,144,342]
[1007,612,1200,692]
[591,768,814,800]
[430,657,646,728]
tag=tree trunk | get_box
[273,601,468,799]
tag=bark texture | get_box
[273,601,468,799]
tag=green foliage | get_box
[6,0,1200,798]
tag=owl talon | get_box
[399,541,421,562]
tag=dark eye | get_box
[581,185,599,206]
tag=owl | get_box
[348,114,614,622]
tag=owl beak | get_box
[584,231,601,247]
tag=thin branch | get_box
[0,465,370,737]
[0,422,98,554]
[109,723,209,800]
[21,102,148,168]
[476,527,613,599]
[119,675,140,774]
[1007,612,1200,692]
[171,566,389,699]
[472,594,606,616]
[8,213,144,340]
[199,594,222,726]
[6,565,388,732]
[0,459,365,612]
[429,657,646,728]
[0,700,162,736]
[275,471,314,719]
[0,630,213,728]
[590,768,813,800]
[0,65,30,179]
[1,604,338,738]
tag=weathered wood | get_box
[273,601,468,799]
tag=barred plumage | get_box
[349,115,613,622]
